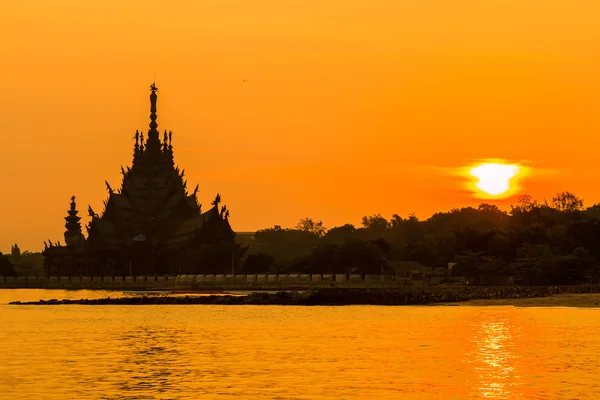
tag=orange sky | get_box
[1,0,600,252]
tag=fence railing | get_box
[0,273,437,288]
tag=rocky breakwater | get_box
[9,285,600,306]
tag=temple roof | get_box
[82,85,234,253]
[92,220,124,248]
[162,216,205,249]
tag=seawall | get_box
[10,286,600,306]
[0,274,430,291]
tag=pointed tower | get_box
[132,130,140,164]
[167,130,174,162]
[46,85,240,277]
[140,132,145,154]
[144,83,162,157]
[162,130,169,154]
[64,196,85,246]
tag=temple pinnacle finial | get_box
[133,130,140,159]
[149,83,158,133]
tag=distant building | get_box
[386,261,429,278]
[386,261,450,278]
[43,85,244,276]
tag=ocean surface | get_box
[0,289,599,399]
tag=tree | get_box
[242,253,278,274]
[452,251,486,281]
[0,251,16,277]
[551,191,584,212]
[516,242,554,259]
[323,224,356,244]
[252,225,320,270]
[309,240,386,275]
[233,188,600,285]
[11,244,21,258]
[566,247,597,283]
[585,204,600,219]
[511,194,541,213]
[9,250,45,276]
[389,214,422,240]
[487,233,511,260]
[546,224,572,255]
[371,238,391,256]
[362,214,389,230]
[296,218,326,237]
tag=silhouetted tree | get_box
[237,191,600,285]
[0,252,16,277]
[252,225,320,269]
[361,214,389,239]
[309,240,386,275]
[296,217,327,237]
[11,244,21,258]
[487,233,511,260]
[551,191,584,212]
[242,253,278,274]
[323,224,357,244]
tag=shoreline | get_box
[8,286,600,307]
[439,293,600,308]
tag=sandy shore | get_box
[439,293,600,308]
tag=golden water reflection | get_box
[466,311,522,399]
[1,290,600,399]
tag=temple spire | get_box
[211,193,221,208]
[168,131,174,160]
[64,196,85,246]
[163,130,168,153]
[145,82,162,154]
[133,130,140,161]
[150,83,158,132]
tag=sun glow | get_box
[468,163,522,198]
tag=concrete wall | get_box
[0,273,441,290]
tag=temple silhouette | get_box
[43,84,243,276]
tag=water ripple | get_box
[0,290,599,399]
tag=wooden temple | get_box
[43,84,243,276]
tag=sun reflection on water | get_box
[3,290,600,400]
[466,311,523,399]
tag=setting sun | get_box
[469,163,521,197]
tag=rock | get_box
[301,290,313,300]
[8,285,600,306]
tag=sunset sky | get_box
[1,0,600,251]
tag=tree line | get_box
[0,244,45,277]
[3,191,600,285]
[239,192,600,285]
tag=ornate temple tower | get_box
[64,196,85,247]
[44,84,243,276]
